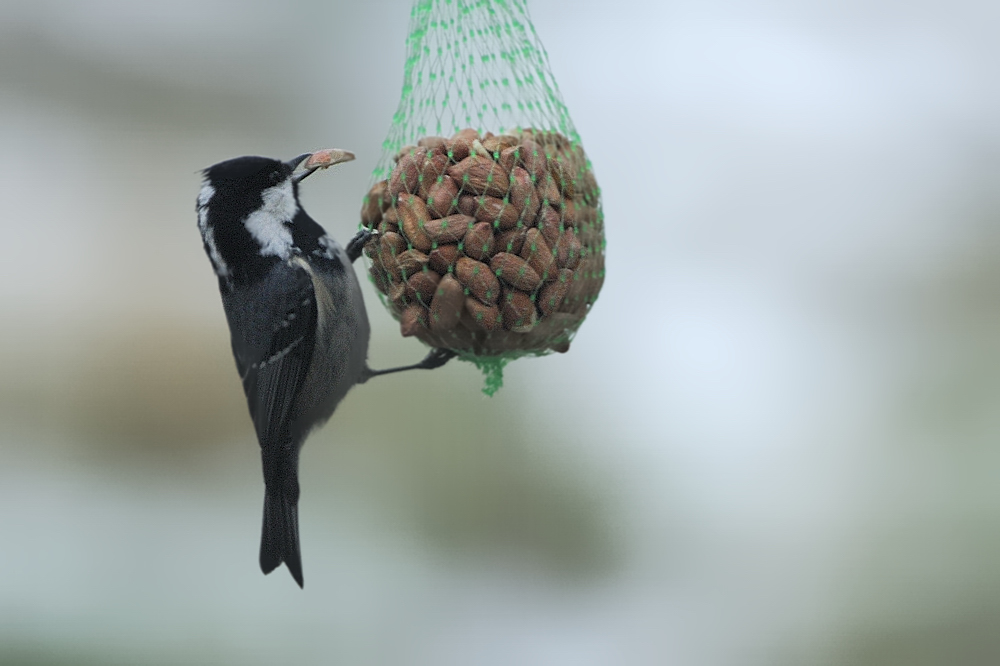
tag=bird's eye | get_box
[268,169,284,185]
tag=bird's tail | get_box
[259,464,303,588]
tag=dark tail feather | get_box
[260,485,303,587]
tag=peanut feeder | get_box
[361,0,605,393]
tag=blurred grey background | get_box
[1,0,999,664]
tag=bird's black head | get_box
[197,154,317,286]
[204,154,304,200]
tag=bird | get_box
[196,151,454,587]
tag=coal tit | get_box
[197,151,454,587]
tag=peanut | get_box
[538,269,572,316]
[473,195,520,230]
[520,228,556,281]
[426,175,459,218]
[400,304,427,337]
[405,270,440,307]
[464,298,501,331]
[429,274,465,332]
[491,252,542,292]
[389,152,421,197]
[428,244,460,273]
[500,288,537,332]
[447,155,510,198]
[397,194,433,252]
[361,180,389,228]
[455,257,500,304]
[423,213,474,244]
[462,222,495,261]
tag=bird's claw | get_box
[421,348,456,369]
[346,228,377,263]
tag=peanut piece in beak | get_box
[303,148,356,170]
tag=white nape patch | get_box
[244,179,297,260]
[196,183,230,277]
[197,183,215,212]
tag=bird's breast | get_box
[288,255,370,440]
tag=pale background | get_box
[1,1,999,664]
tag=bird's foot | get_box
[362,348,457,382]
[346,228,377,263]
[418,348,457,370]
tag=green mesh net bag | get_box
[360,0,605,393]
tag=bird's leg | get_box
[346,228,377,263]
[361,348,457,382]
[346,227,455,381]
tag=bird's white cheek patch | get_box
[244,180,296,259]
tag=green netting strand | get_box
[374,0,578,181]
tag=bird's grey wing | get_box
[223,262,318,450]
